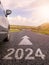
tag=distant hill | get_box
[36,23,49,34]
[38,23,49,29]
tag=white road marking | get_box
[19,36,33,45]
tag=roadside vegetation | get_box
[35,23,49,35]
[10,23,49,35]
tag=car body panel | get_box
[0,2,9,41]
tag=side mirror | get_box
[5,10,12,17]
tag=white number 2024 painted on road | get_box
[3,48,45,60]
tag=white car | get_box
[0,1,12,42]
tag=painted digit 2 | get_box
[3,48,15,60]
[25,48,35,60]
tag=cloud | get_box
[8,15,48,26]
[8,16,33,26]
[29,0,49,8]
[1,0,35,9]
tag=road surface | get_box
[0,30,49,65]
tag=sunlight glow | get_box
[39,5,49,18]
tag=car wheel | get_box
[4,34,9,42]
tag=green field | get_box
[10,25,35,32]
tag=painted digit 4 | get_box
[35,48,45,60]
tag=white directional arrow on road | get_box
[19,36,33,45]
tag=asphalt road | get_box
[0,30,49,65]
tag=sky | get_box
[1,0,49,26]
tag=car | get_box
[0,1,12,42]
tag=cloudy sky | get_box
[1,0,49,26]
